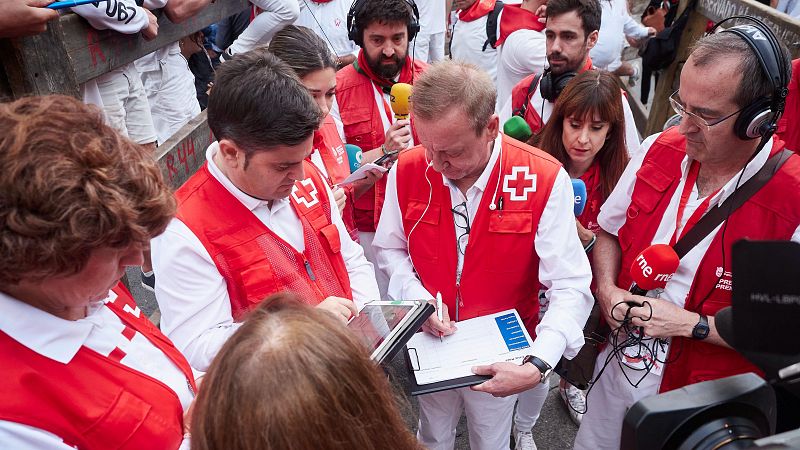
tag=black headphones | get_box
[539,68,578,103]
[708,16,789,140]
[347,0,421,48]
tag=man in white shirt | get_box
[151,48,380,371]
[295,0,359,67]
[449,0,503,83]
[575,25,800,450]
[223,0,300,58]
[374,60,593,450]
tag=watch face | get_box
[694,324,710,339]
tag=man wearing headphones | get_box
[574,20,800,449]
[497,0,640,154]
[374,61,594,450]
[330,0,427,296]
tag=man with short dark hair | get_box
[498,0,640,154]
[330,0,428,296]
[574,25,800,449]
[151,49,380,371]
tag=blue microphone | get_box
[345,144,363,173]
[571,179,587,216]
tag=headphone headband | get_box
[707,16,789,139]
[347,0,421,47]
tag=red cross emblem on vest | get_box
[291,178,320,209]
[502,166,537,201]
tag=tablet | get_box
[348,300,434,364]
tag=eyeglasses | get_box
[451,202,471,255]
[668,91,745,132]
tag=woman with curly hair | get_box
[0,95,196,449]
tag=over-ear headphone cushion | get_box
[733,97,773,140]
[540,71,576,102]
[347,0,421,47]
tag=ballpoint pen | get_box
[436,292,443,342]
[48,0,109,9]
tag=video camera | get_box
[621,241,800,450]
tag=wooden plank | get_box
[645,1,709,136]
[156,110,212,189]
[698,0,800,56]
[0,19,80,98]
[60,0,249,85]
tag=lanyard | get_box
[669,160,720,246]
[371,82,394,129]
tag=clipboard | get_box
[404,348,491,396]
[347,300,434,364]
[402,309,532,396]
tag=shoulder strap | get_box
[672,149,793,258]
[483,0,505,51]
[514,73,541,119]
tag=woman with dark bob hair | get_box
[0,95,196,449]
[191,293,423,450]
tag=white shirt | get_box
[228,0,301,55]
[373,139,594,367]
[590,0,650,71]
[151,143,380,371]
[495,28,547,112]
[497,75,642,155]
[596,133,800,396]
[450,14,499,83]
[416,0,447,35]
[0,290,195,450]
[71,0,149,34]
[296,0,359,58]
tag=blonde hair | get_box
[411,60,496,134]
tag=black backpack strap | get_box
[483,0,505,51]
[672,148,793,259]
[513,73,541,118]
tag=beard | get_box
[366,51,406,79]
[547,46,588,75]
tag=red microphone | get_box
[629,244,680,296]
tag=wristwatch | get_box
[521,355,553,383]
[692,313,710,340]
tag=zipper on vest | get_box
[187,378,195,397]
[304,259,317,281]
[455,282,463,322]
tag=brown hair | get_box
[0,95,175,284]
[411,60,496,135]
[191,293,423,450]
[532,71,629,199]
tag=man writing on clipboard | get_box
[374,60,593,450]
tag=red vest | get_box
[0,284,195,450]
[335,60,427,231]
[308,115,358,241]
[175,161,353,320]
[395,134,562,333]
[616,128,800,393]
[776,59,800,154]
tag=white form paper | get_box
[337,163,388,186]
[406,309,534,385]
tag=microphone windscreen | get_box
[345,144,363,173]
[390,83,413,117]
[503,116,532,142]
[630,244,680,291]
[571,179,587,216]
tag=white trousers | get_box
[574,344,661,450]
[513,380,550,431]
[412,31,446,64]
[95,63,157,145]
[417,386,517,450]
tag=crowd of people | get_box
[1,0,800,449]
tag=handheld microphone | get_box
[571,179,587,216]
[629,244,680,296]
[503,116,532,142]
[390,83,413,120]
[345,144,363,173]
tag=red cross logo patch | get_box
[291,178,320,208]
[502,166,537,201]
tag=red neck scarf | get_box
[354,50,415,94]
[310,0,333,3]
[495,4,546,47]
[459,0,497,21]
